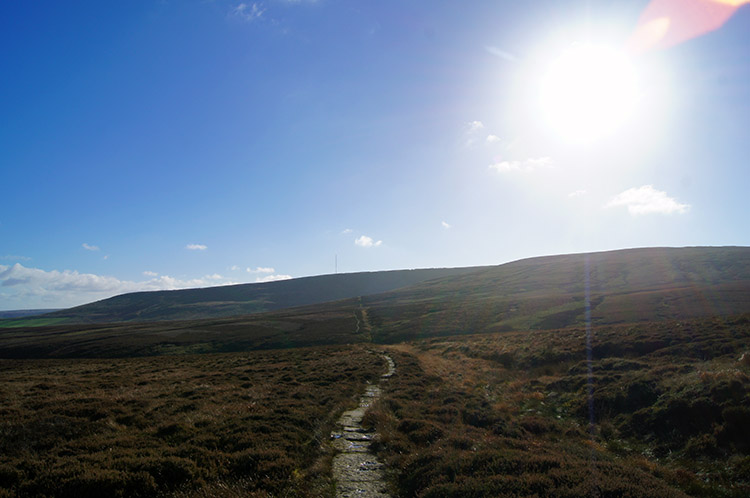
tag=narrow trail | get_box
[354,297,374,342]
[330,352,395,498]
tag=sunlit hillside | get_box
[1,247,747,359]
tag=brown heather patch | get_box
[2,311,749,497]
[0,345,385,497]
[365,315,750,497]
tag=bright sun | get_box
[538,43,639,144]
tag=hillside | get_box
[1,246,748,359]
[0,299,366,358]
[363,246,750,342]
[0,309,60,319]
[10,267,481,326]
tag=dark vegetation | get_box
[366,314,750,497]
[0,346,385,497]
[0,310,60,320]
[364,247,750,342]
[1,268,480,326]
[4,247,748,333]
[1,247,747,360]
[1,247,749,496]
[0,302,368,359]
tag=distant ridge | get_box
[1,246,748,358]
[0,309,60,319]
[32,267,484,325]
[362,246,750,342]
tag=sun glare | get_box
[538,43,639,144]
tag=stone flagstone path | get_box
[330,353,395,498]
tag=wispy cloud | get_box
[230,265,241,271]
[606,185,690,215]
[247,266,275,274]
[464,122,506,149]
[0,263,241,309]
[1,264,126,293]
[186,243,207,251]
[341,228,353,234]
[255,273,293,283]
[467,120,484,133]
[489,156,552,173]
[355,235,382,248]
[489,161,520,173]
[82,243,99,251]
[464,120,487,147]
[485,46,517,62]
[441,221,451,229]
[568,189,587,198]
[143,270,158,277]
[0,255,31,261]
[231,2,264,22]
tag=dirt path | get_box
[354,298,374,342]
[330,352,395,497]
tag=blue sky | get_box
[1,0,749,310]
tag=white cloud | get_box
[523,157,552,167]
[489,156,552,173]
[568,189,588,198]
[355,235,382,248]
[230,265,240,271]
[143,270,158,277]
[341,228,353,234]
[82,243,100,251]
[245,267,287,282]
[489,161,517,172]
[231,2,264,22]
[255,274,293,283]
[247,266,274,274]
[0,263,241,310]
[606,185,690,215]
[486,134,501,144]
[247,266,276,273]
[464,121,486,147]
[441,221,451,229]
[186,243,207,251]
[467,120,484,132]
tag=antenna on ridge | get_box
[335,254,338,274]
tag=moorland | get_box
[1,246,749,497]
[0,347,385,497]
[0,267,481,327]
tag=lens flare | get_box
[627,0,750,53]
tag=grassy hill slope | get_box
[2,247,748,497]
[0,298,365,358]
[8,267,481,326]
[363,246,750,342]
[1,247,747,359]
[0,309,60,319]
